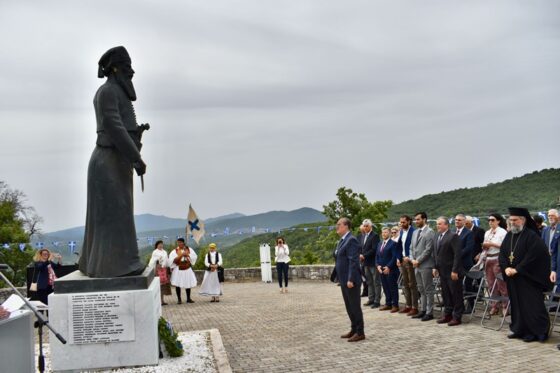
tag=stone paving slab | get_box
[162,282,560,372]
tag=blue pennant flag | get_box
[68,241,77,254]
[2,243,9,249]
[52,241,60,247]
[19,243,26,251]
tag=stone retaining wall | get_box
[193,265,334,283]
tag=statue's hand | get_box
[133,159,146,176]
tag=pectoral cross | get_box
[509,253,514,263]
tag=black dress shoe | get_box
[523,335,537,343]
[507,333,521,339]
[411,312,426,319]
[421,314,434,321]
[364,301,374,306]
[370,303,380,309]
[177,300,182,305]
[186,299,195,303]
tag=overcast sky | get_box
[1,0,559,232]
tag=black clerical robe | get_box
[499,228,552,338]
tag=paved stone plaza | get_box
[162,281,560,372]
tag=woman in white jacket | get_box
[148,240,171,305]
[275,237,291,293]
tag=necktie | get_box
[380,241,386,254]
[416,230,422,245]
[364,233,368,245]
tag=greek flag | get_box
[2,243,9,249]
[52,241,60,247]
[472,217,480,226]
[68,241,77,254]
[19,243,26,251]
[35,242,44,249]
[538,211,547,221]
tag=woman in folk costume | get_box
[199,243,224,302]
[148,240,171,306]
[168,238,198,304]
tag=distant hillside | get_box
[388,168,560,220]
[36,208,326,261]
[221,222,333,268]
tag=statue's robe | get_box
[79,77,144,278]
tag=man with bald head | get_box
[542,209,560,254]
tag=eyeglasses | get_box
[488,218,496,222]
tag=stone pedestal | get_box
[48,276,161,372]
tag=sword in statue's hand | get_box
[134,160,147,192]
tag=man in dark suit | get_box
[542,209,560,254]
[454,214,475,312]
[358,219,381,308]
[465,215,485,262]
[336,217,365,342]
[377,227,400,312]
[433,217,464,326]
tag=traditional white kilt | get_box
[170,267,197,289]
[169,248,198,289]
[199,270,221,296]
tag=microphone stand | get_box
[0,264,66,373]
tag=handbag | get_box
[157,265,169,284]
[29,266,38,292]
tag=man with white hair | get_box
[465,215,485,262]
[542,209,560,253]
[358,219,381,308]
[499,207,552,342]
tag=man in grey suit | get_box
[410,212,436,321]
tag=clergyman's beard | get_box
[116,73,137,101]
[510,225,524,234]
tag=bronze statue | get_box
[79,46,147,278]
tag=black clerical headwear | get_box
[98,46,132,78]
[508,207,538,233]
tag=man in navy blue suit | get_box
[336,217,365,342]
[377,227,400,312]
[542,209,560,254]
[454,214,475,312]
